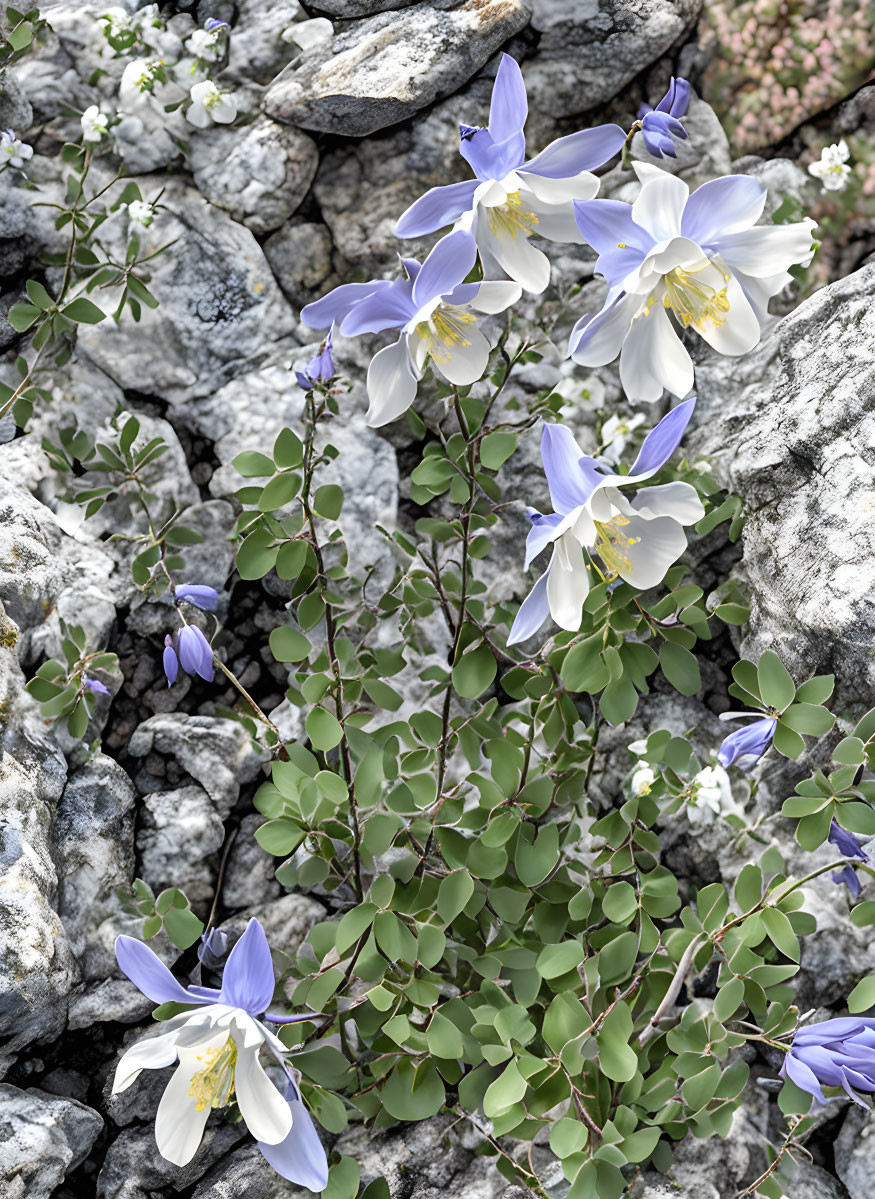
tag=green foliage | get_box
[25,618,119,746]
[117,878,205,949]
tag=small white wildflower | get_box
[120,58,164,101]
[186,80,237,128]
[1,129,33,169]
[127,199,154,227]
[100,6,131,40]
[631,765,656,796]
[808,140,852,193]
[687,764,741,826]
[600,412,647,463]
[187,27,223,62]
[282,18,333,51]
[81,105,110,143]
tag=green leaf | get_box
[757,650,795,711]
[602,881,637,923]
[336,903,377,955]
[437,870,475,923]
[599,675,638,725]
[254,819,305,856]
[536,940,585,980]
[163,907,204,949]
[479,431,517,470]
[381,1059,445,1122]
[483,1060,527,1118]
[452,643,496,698]
[306,706,343,751]
[773,721,805,759]
[7,302,41,332]
[374,910,417,963]
[324,1156,360,1199]
[269,626,311,662]
[515,823,560,886]
[233,450,275,477]
[760,907,800,961]
[660,641,701,696]
[63,297,106,324]
[848,975,875,1013]
[314,484,343,520]
[427,1011,464,1059]
[276,540,308,580]
[25,280,53,309]
[273,427,303,469]
[713,976,745,1021]
[795,675,834,705]
[236,529,277,580]
[596,1002,637,1082]
[780,702,834,736]
[560,632,610,693]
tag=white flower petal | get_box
[546,533,589,630]
[619,304,693,403]
[475,209,550,294]
[616,514,689,590]
[517,169,599,206]
[733,268,792,324]
[469,280,522,314]
[629,481,705,524]
[711,219,817,278]
[233,1042,293,1145]
[694,271,761,357]
[366,336,420,427]
[632,172,689,244]
[155,1054,216,1166]
[433,325,491,386]
[113,1029,181,1094]
[186,103,209,129]
[570,292,643,366]
[526,197,584,244]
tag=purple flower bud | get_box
[84,676,111,695]
[829,819,868,895]
[781,1016,875,1106]
[163,634,178,688]
[178,624,214,682]
[638,76,690,159]
[717,716,776,769]
[197,927,229,968]
[204,18,230,32]
[295,327,334,389]
[176,584,219,611]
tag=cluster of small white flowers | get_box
[808,140,852,194]
[687,764,743,826]
[1,128,33,170]
[127,199,155,227]
[81,104,110,142]
[599,412,647,464]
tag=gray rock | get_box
[315,0,418,12]
[688,263,875,707]
[226,0,304,84]
[835,1104,875,1199]
[263,221,338,307]
[190,1140,315,1197]
[189,117,319,235]
[0,65,33,130]
[221,814,283,910]
[264,0,532,136]
[136,782,226,907]
[97,1121,247,1199]
[0,1084,103,1199]
[524,0,702,119]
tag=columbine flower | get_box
[127,199,155,227]
[781,1016,875,1107]
[1,129,33,170]
[112,919,329,1188]
[631,765,655,795]
[187,80,237,128]
[81,105,110,143]
[294,328,335,390]
[637,77,690,159]
[163,626,214,686]
[301,230,521,427]
[687,764,740,826]
[187,20,229,62]
[570,166,817,402]
[84,675,111,695]
[829,819,869,897]
[394,53,625,294]
[175,584,218,611]
[716,714,776,768]
[507,397,704,645]
[599,412,647,463]
[808,139,852,193]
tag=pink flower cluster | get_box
[702,0,874,152]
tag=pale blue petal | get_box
[258,1093,329,1190]
[716,717,776,768]
[507,569,551,646]
[219,918,276,1015]
[680,176,766,246]
[488,53,528,143]
[115,935,198,1006]
[627,396,697,479]
[524,124,625,179]
[395,180,479,238]
[524,509,563,568]
[541,423,599,513]
[301,280,393,332]
[412,230,476,308]
[340,278,416,335]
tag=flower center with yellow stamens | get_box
[187,1037,237,1111]
[593,516,640,579]
[416,305,476,365]
[486,190,539,240]
[659,260,731,331]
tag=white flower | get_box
[282,18,333,51]
[187,28,223,62]
[81,105,110,143]
[186,80,237,128]
[1,129,33,169]
[631,765,656,796]
[808,140,852,193]
[627,739,649,756]
[100,6,131,39]
[599,412,647,463]
[120,58,164,104]
[687,764,741,826]
[127,199,155,227]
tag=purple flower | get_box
[197,927,229,969]
[113,920,328,1186]
[302,230,520,426]
[394,54,625,293]
[178,624,214,682]
[294,327,335,389]
[84,676,111,695]
[204,18,230,32]
[175,584,219,611]
[829,819,868,897]
[508,398,704,645]
[163,634,178,688]
[781,1016,875,1106]
[716,716,777,768]
[638,77,690,159]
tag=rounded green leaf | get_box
[314,484,343,520]
[236,529,277,579]
[306,705,343,751]
[254,819,305,856]
[480,431,517,470]
[848,975,875,1013]
[273,427,303,469]
[269,626,311,662]
[536,940,585,980]
[437,870,474,924]
[163,906,204,950]
[426,1011,464,1059]
[602,881,637,923]
[374,910,417,963]
[660,641,701,696]
[63,297,106,324]
[596,1002,637,1082]
[233,450,275,477]
[452,643,496,699]
[381,1059,445,1122]
[757,650,796,711]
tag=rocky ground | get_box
[1,1,875,1197]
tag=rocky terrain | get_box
[1,1,875,1197]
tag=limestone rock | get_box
[835,1105,875,1199]
[0,1085,103,1199]
[97,1122,247,1199]
[525,0,702,119]
[189,117,319,235]
[226,0,304,85]
[264,0,532,137]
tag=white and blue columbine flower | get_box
[112,918,328,1189]
[637,77,690,159]
[301,230,521,426]
[508,397,704,645]
[393,54,625,294]
[569,165,817,402]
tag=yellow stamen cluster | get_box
[187,1037,237,1112]
[486,191,539,241]
[660,261,730,331]
[594,516,640,579]
[416,305,476,365]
